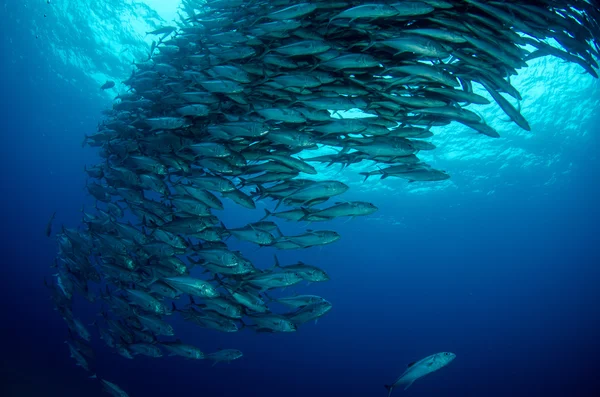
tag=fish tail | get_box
[254,183,266,198]
[220,221,228,232]
[260,208,272,221]
[299,207,312,222]
[384,385,393,397]
[359,172,370,182]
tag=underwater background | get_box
[1,1,600,396]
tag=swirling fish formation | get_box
[45,0,599,395]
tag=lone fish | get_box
[45,211,56,237]
[385,352,456,395]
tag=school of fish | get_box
[44,0,600,395]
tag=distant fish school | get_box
[44,0,599,395]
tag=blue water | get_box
[1,2,600,396]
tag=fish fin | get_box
[407,361,416,368]
[273,255,281,268]
[404,381,415,390]
[260,208,272,221]
[299,207,312,220]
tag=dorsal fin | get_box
[407,361,416,368]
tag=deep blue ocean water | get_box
[1,2,600,396]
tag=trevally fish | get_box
[45,211,56,237]
[205,349,243,366]
[385,352,456,395]
[160,340,204,359]
[285,300,332,325]
[100,379,130,397]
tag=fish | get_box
[126,289,170,316]
[245,313,297,333]
[136,313,174,336]
[146,26,177,36]
[259,3,317,22]
[45,211,56,237]
[272,256,329,283]
[243,269,305,291]
[385,352,456,395]
[100,81,115,90]
[285,300,333,325]
[163,276,220,299]
[278,230,341,248]
[128,343,163,358]
[66,340,92,372]
[100,379,130,397]
[178,305,240,332]
[205,349,243,366]
[270,294,328,308]
[189,296,243,319]
[160,340,204,359]
[224,285,269,313]
[301,201,378,221]
[226,224,276,246]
